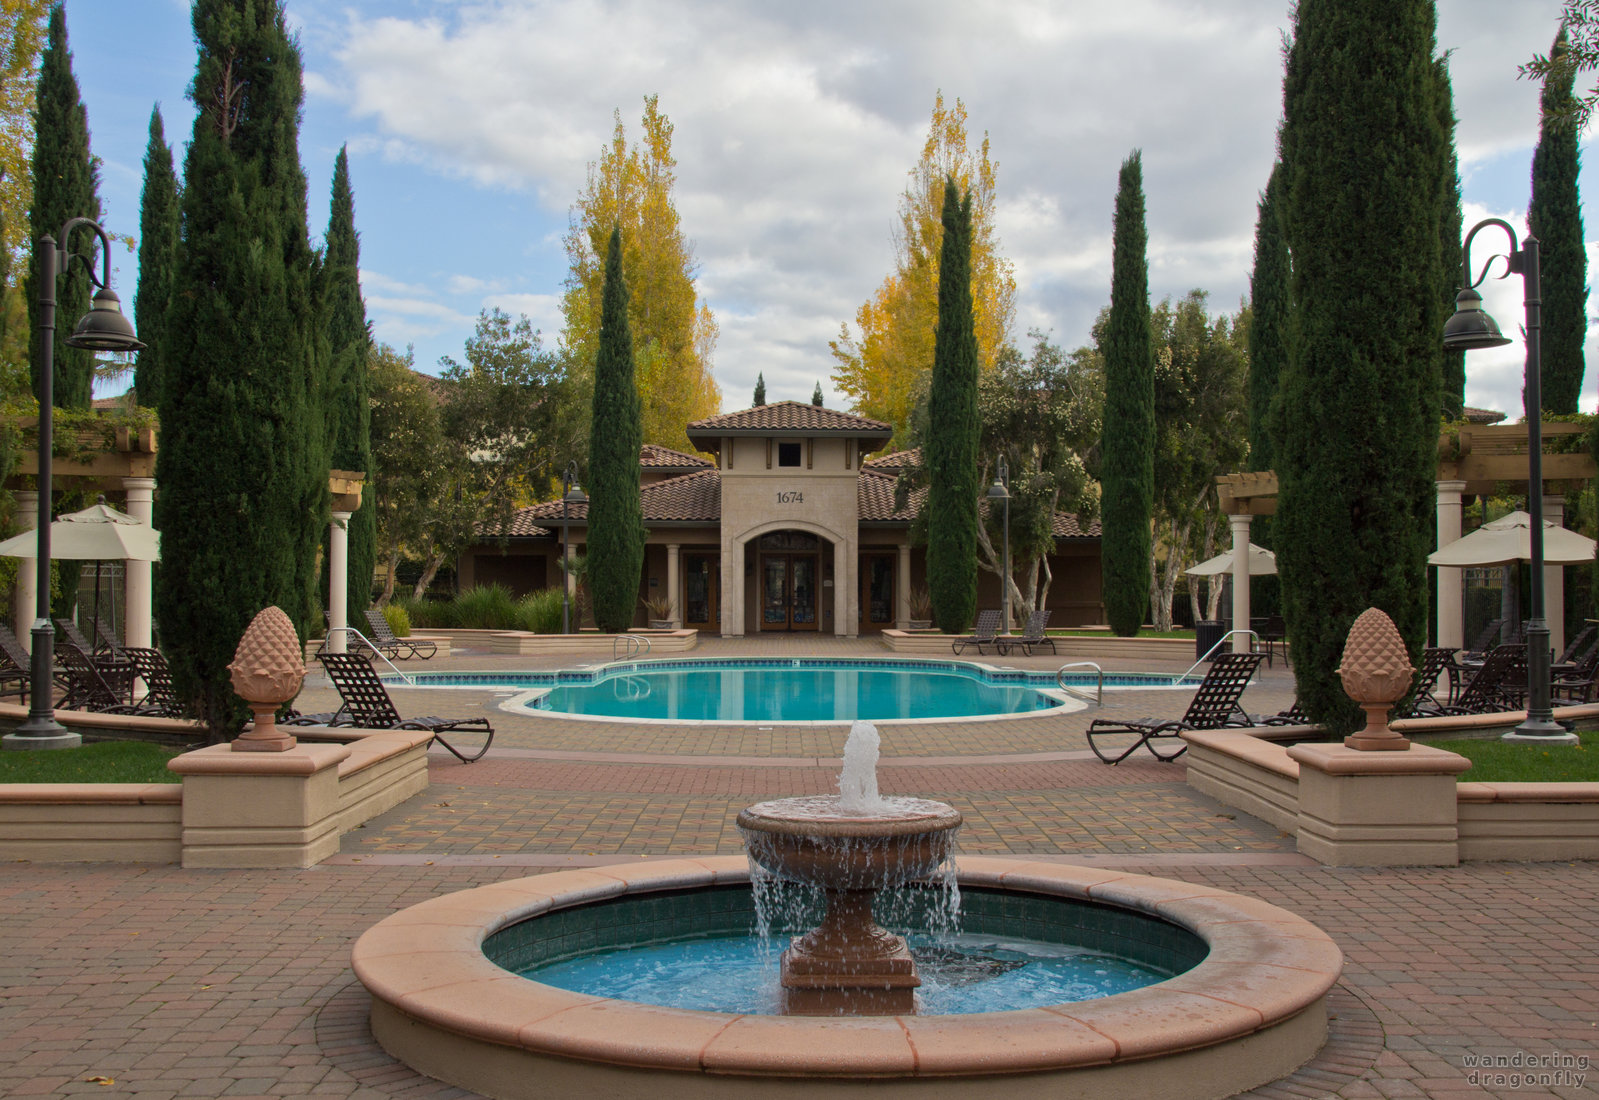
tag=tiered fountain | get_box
[353,721,1343,1098]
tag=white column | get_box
[12,489,36,652]
[1229,513,1252,652]
[666,543,681,627]
[1543,494,1566,658]
[896,543,912,629]
[122,478,156,649]
[723,539,744,637]
[834,538,851,638]
[1435,480,1466,650]
[327,512,351,655]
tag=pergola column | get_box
[1543,494,1566,658]
[666,543,681,627]
[896,543,911,629]
[12,490,36,652]
[723,540,744,637]
[1230,513,1252,652]
[1435,480,1466,650]
[327,512,351,654]
[122,477,156,649]
[833,538,851,637]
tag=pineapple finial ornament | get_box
[1336,607,1414,751]
[228,606,305,752]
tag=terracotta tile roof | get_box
[862,447,921,471]
[1462,406,1506,424]
[688,401,893,435]
[640,443,713,469]
[480,509,552,537]
[640,470,720,521]
[857,470,922,522]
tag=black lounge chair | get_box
[1554,644,1599,704]
[0,623,32,704]
[995,609,1055,657]
[1253,700,1311,727]
[1458,616,1507,666]
[1250,614,1288,668]
[52,640,156,714]
[1087,651,1265,764]
[56,617,135,698]
[364,609,436,660]
[1438,644,1526,715]
[952,610,1004,656]
[1402,646,1461,718]
[121,647,187,718]
[318,652,493,762]
[1557,624,1597,668]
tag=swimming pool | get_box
[389,658,1200,725]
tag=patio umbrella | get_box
[1426,510,1597,568]
[1185,543,1277,577]
[0,500,161,646]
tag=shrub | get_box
[395,594,455,630]
[518,588,565,634]
[382,602,412,637]
[454,584,518,630]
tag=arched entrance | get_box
[756,530,822,631]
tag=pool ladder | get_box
[1055,662,1104,707]
[614,634,653,661]
[320,626,417,687]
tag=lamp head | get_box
[1441,287,1512,351]
[564,483,588,505]
[65,286,145,352]
[986,477,1008,501]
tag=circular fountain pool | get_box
[354,857,1342,1099]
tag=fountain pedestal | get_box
[736,795,962,1017]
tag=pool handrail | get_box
[1055,661,1104,706]
[323,626,418,687]
[614,633,652,661]
[1178,630,1262,684]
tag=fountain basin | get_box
[737,796,962,890]
[353,856,1342,1099]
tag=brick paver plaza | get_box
[2,636,1595,1098]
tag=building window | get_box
[778,441,802,467]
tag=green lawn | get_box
[1430,730,1598,783]
[0,740,181,783]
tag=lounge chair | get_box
[55,620,135,702]
[1086,651,1265,764]
[1402,646,1461,717]
[1438,644,1526,715]
[121,647,187,718]
[0,624,32,704]
[1458,617,1507,666]
[317,652,493,762]
[1553,644,1599,704]
[52,640,152,713]
[1252,699,1311,727]
[1556,624,1597,668]
[1250,614,1288,668]
[952,609,1005,656]
[995,609,1054,657]
[364,609,436,660]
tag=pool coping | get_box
[353,855,1341,1096]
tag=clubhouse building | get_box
[462,402,1103,636]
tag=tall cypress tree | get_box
[322,147,375,623]
[1248,163,1288,473]
[134,106,178,409]
[586,226,645,633]
[812,381,824,406]
[1435,58,1465,421]
[925,176,979,636]
[753,372,765,406]
[1530,28,1586,415]
[1099,151,1155,637]
[1277,0,1445,731]
[26,3,99,411]
[155,0,327,735]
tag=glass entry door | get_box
[860,553,894,633]
[683,553,717,630]
[761,554,819,631]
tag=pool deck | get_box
[1,634,1594,1098]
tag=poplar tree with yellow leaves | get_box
[560,96,720,455]
[830,93,1016,444]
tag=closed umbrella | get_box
[1186,543,1277,577]
[1426,510,1596,567]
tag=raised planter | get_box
[880,629,1197,661]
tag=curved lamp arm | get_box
[1460,217,1524,289]
[54,216,116,290]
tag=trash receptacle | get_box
[1195,620,1227,661]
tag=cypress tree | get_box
[155,0,327,735]
[26,3,99,411]
[753,372,765,406]
[1248,163,1288,473]
[1435,58,1465,421]
[586,226,645,633]
[812,381,824,406]
[134,106,178,409]
[322,147,375,623]
[925,176,979,635]
[1099,151,1155,637]
[1277,0,1445,731]
[1529,28,1586,415]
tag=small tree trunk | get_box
[412,551,446,601]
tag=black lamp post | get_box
[1442,218,1573,742]
[560,461,587,635]
[5,219,144,751]
[986,456,1010,633]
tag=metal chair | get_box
[318,652,493,763]
[951,610,1005,656]
[1086,652,1265,764]
[364,609,436,660]
[995,609,1055,657]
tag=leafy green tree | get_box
[812,381,824,406]
[1530,28,1587,414]
[321,147,375,621]
[0,0,49,268]
[1434,57,1465,420]
[155,0,328,736]
[1276,0,1446,732]
[586,226,646,632]
[1522,3,1599,129]
[367,344,441,603]
[1099,151,1155,637]
[1248,164,1287,473]
[133,106,177,409]
[26,3,98,411]
[925,177,979,635]
[753,372,765,406]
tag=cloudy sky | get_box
[66,0,1599,418]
